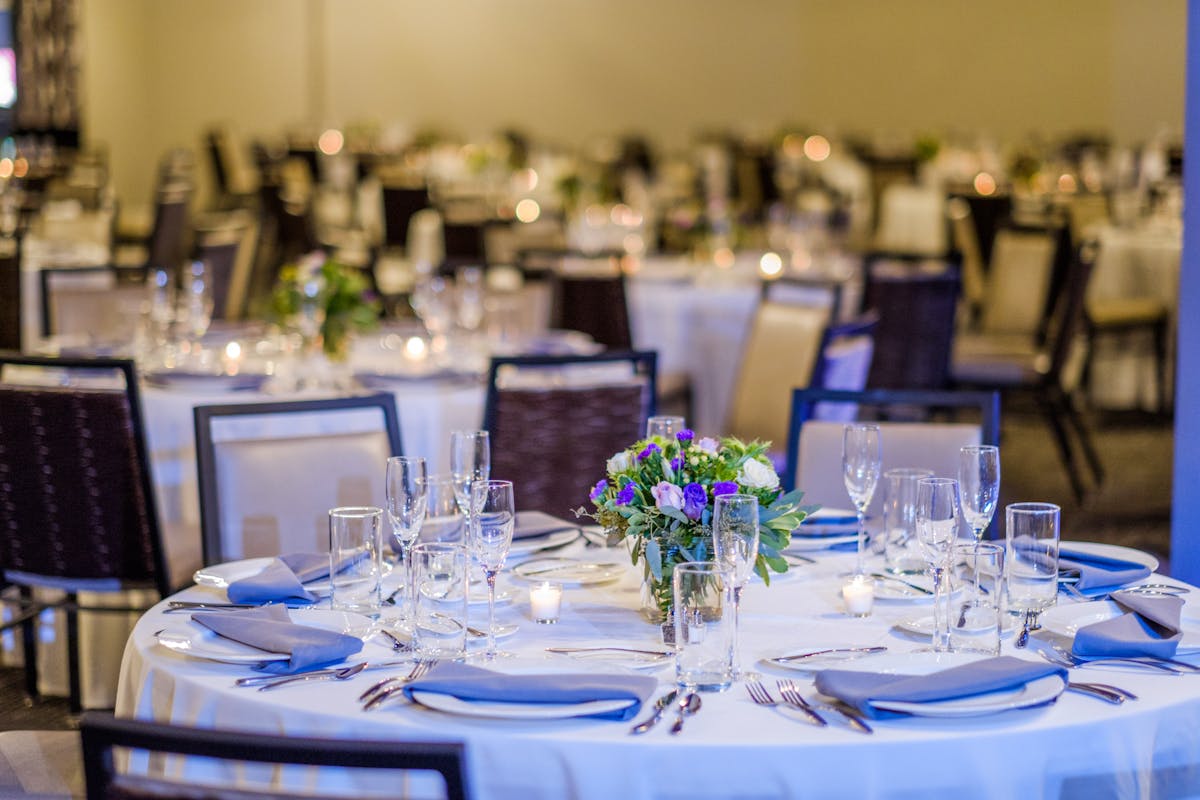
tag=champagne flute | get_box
[915,477,961,653]
[450,430,490,517]
[470,479,516,660]
[842,424,882,576]
[958,445,1000,614]
[384,456,427,623]
[710,493,759,679]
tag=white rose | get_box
[607,451,633,475]
[737,458,780,490]
[696,437,720,454]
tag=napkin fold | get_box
[513,510,580,541]
[814,656,1066,719]
[191,605,362,675]
[794,508,864,539]
[402,662,656,720]
[1058,547,1152,595]
[1072,591,1183,660]
[226,553,339,605]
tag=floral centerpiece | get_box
[584,430,809,624]
[271,252,380,361]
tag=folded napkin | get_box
[814,656,1066,719]
[402,662,656,721]
[1058,547,1152,595]
[795,508,863,539]
[514,510,580,541]
[226,553,340,605]
[1072,591,1183,660]
[191,605,362,675]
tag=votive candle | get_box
[530,582,563,624]
[842,575,875,618]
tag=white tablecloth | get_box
[116,541,1200,799]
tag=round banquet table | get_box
[115,539,1200,800]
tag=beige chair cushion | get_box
[794,420,981,517]
[979,230,1057,336]
[1086,296,1169,327]
[0,730,83,799]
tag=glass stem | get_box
[855,508,866,576]
[398,545,410,622]
[732,584,742,675]
[932,566,949,652]
[486,570,497,659]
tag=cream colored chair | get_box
[194,395,402,564]
[873,184,947,256]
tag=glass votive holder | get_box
[842,575,875,618]
[530,582,563,624]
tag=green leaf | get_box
[661,506,690,525]
[645,538,662,583]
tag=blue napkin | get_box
[191,605,362,675]
[402,662,656,721]
[1058,548,1152,595]
[226,553,338,605]
[513,510,580,541]
[814,656,1066,719]
[1072,591,1183,660]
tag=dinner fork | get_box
[745,680,826,727]
[777,679,873,734]
[1035,644,1185,674]
[360,660,437,710]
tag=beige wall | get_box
[79,0,1186,208]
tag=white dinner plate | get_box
[193,558,334,597]
[548,646,673,671]
[1039,600,1200,656]
[762,648,891,673]
[409,690,634,720]
[154,609,368,664]
[871,574,961,604]
[512,558,623,586]
[1059,541,1160,573]
[509,530,580,556]
[894,613,1016,639]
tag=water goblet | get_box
[450,430,490,517]
[842,424,882,576]
[470,479,516,660]
[385,456,428,623]
[711,493,759,679]
[645,416,685,440]
[915,477,961,653]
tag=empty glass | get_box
[915,478,961,652]
[1005,502,1061,640]
[842,424,882,576]
[950,541,1004,655]
[645,415,685,439]
[410,542,469,660]
[420,474,465,544]
[674,561,735,693]
[882,467,935,574]
[470,479,516,660]
[385,456,427,622]
[328,506,384,616]
[450,430,490,518]
[710,494,759,678]
[959,445,1000,543]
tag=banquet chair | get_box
[872,183,948,256]
[191,211,259,321]
[0,729,84,799]
[0,354,192,712]
[783,388,1000,523]
[972,222,1070,343]
[79,712,470,800]
[194,394,403,565]
[39,265,146,342]
[381,184,432,249]
[483,351,656,516]
[549,265,633,350]
[0,235,18,350]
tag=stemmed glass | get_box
[915,477,961,653]
[710,493,759,679]
[470,479,516,660]
[958,445,1000,611]
[842,424,882,576]
[384,456,427,623]
[450,430,490,517]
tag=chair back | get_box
[79,711,471,800]
[549,268,632,350]
[784,388,1000,518]
[194,395,402,564]
[948,197,986,318]
[0,236,19,350]
[484,352,656,515]
[192,213,258,321]
[0,354,171,594]
[873,183,947,256]
[1044,241,1098,388]
[381,184,431,248]
[145,186,191,273]
[38,266,141,342]
[978,223,1061,338]
[863,254,960,390]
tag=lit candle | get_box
[530,582,563,624]
[842,576,875,618]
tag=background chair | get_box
[483,351,656,516]
[0,728,83,799]
[194,394,402,565]
[783,387,1000,521]
[0,236,21,351]
[0,354,194,712]
[548,262,633,350]
[79,711,470,800]
[381,184,432,249]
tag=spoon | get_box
[669,693,701,735]
[255,661,368,691]
[629,689,678,734]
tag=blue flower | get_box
[682,482,707,520]
[676,429,695,444]
[589,479,607,501]
[712,481,739,497]
[637,443,661,461]
[616,483,637,506]
[670,456,683,471]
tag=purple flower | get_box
[670,456,683,471]
[696,437,720,454]
[682,482,707,520]
[589,479,607,501]
[637,442,661,462]
[676,429,695,444]
[650,481,685,510]
[616,483,637,506]
[712,481,739,497]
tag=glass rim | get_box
[646,414,685,423]
[470,478,513,491]
[844,422,881,432]
[714,492,758,504]
[328,506,383,518]
[884,466,935,478]
[387,455,427,464]
[961,444,1000,454]
[450,429,489,439]
[1006,502,1061,514]
[918,477,959,486]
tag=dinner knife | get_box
[772,646,888,662]
[234,659,415,687]
[165,601,260,612]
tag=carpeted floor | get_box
[0,403,1174,733]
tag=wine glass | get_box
[384,456,427,623]
[842,424,882,576]
[710,493,759,679]
[958,445,1000,612]
[470,479,516,660]
[450,430,490,517]
[915,477,961,653]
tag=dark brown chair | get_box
[0,235,20,351]
[79,712,471,800]
[381,184,431,248]
[483,352,656,516]
[0,354,192,712]
[549,266,632,350]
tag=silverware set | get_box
[360,660,438,710]
[234,659,415,691]
[1035,640,1198,674]
[746,679,873,734]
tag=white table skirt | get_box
[116,541,1200,799]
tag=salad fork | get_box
[777,679,873,734]
[1035,643,1185,674]
[745,680,826,727]
[360,660,437,710]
